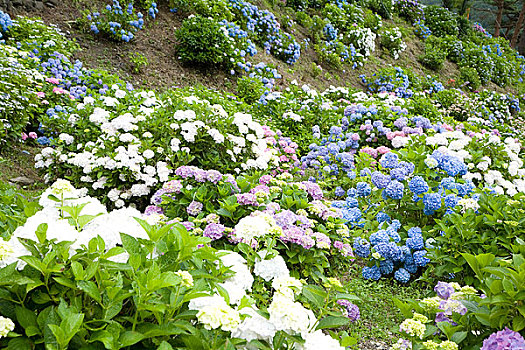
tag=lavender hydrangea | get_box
[337,300,360,322]
[203,223,225,240]
[481,328,525,350]
[187,201,203,216]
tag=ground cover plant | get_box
[1,1,525,349]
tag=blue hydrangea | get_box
[356,182,372,197]
[363,266,381,280]
[404,254,418,273]
[387,228,401,243]
[360,168,372,177]
[440,177,456,190]
[389,243,404,261]
[371,171,391,189]
[376,212,390,223]
[384,180,404,200]
[370,230,390,245]
[390,219,402,231]
[342,207,362,223]
[409,176,429,195]
[407,227,422,237]
[380,152,399,169]
[398,161,415,175]
[374,242,392,259]
[457,181,475,197]
[354,238,370,258]
[335,186,345,197]
[444,194,459,208]
[347,188,358,197]
[394,268,411,283]
[406,235,425,250]
[423,192,442,215]
[346,197,359,208]
[390,167,408,181]
[379,259,394,275]
[413,250,430,267]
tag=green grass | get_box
[343,264,432,345]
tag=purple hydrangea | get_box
[175,166,195,179]
[434,281,455,300]
[280,226,315,249]
[205,170,222,183]
[163,180,183,193]
[187,201,203,216]
[203,223,225,240]
[481,328,525,350]
[145,205,163,216]
[259,174,273,185]
[235,193,258,206]
[337,300,360,322]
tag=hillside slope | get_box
[10,0,512,96]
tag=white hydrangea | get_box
[191,296,241,332]
[298,330,345,350]
[234,214,276,242]
[253,251,289,282]
[272,276,303,299]
[268,294,316,335]
[232,307,276,342]
[0,316,15,338]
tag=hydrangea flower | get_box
[481,327,525,350]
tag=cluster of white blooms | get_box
[297,330,346,350]
[194,296,241,332]
[233,213,281,243]
[282,111,303,122]
[253,250,289,281]
[217,252,254,305]
[0,316,15,338]
[347,27,376,57]
[37,89,279,206]
[381,28,407,59]
[1,180,153,268]
[425,131,525,195]
[187,249,343,347]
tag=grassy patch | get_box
[343,264,432,345]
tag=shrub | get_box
[175,15,237,67]
[380,27,406,59]
[427,194,525,285]
[460,45,495,85]
[423,5,459,37]
[393,0,424,23]
[419,36,447,71]
[236,76,265,104]
[459,66,481,91]
[366,0,394,19]
[86,0,146,42]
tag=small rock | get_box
[9,176,35,185]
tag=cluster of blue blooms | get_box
[227,0,301,64]
[301,124,360,180]
[87,0,150,42]
[354,220,430,283]
[343,104,378,123]
[360,67,414,98]
[0,10,12,40]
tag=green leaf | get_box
[451,331,468,344]
[35,223,48,244]
[302,285,327,309]
[316,316,350,330]
[15,307,38,331]
[119,331,144,347]
[513,315,525,331]
[7,337,32,350]
[78,281,102,303]
[157,341,174,350]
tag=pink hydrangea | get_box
[360,147,378,158]
[45,77,60,84]
[28,132,37,139]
